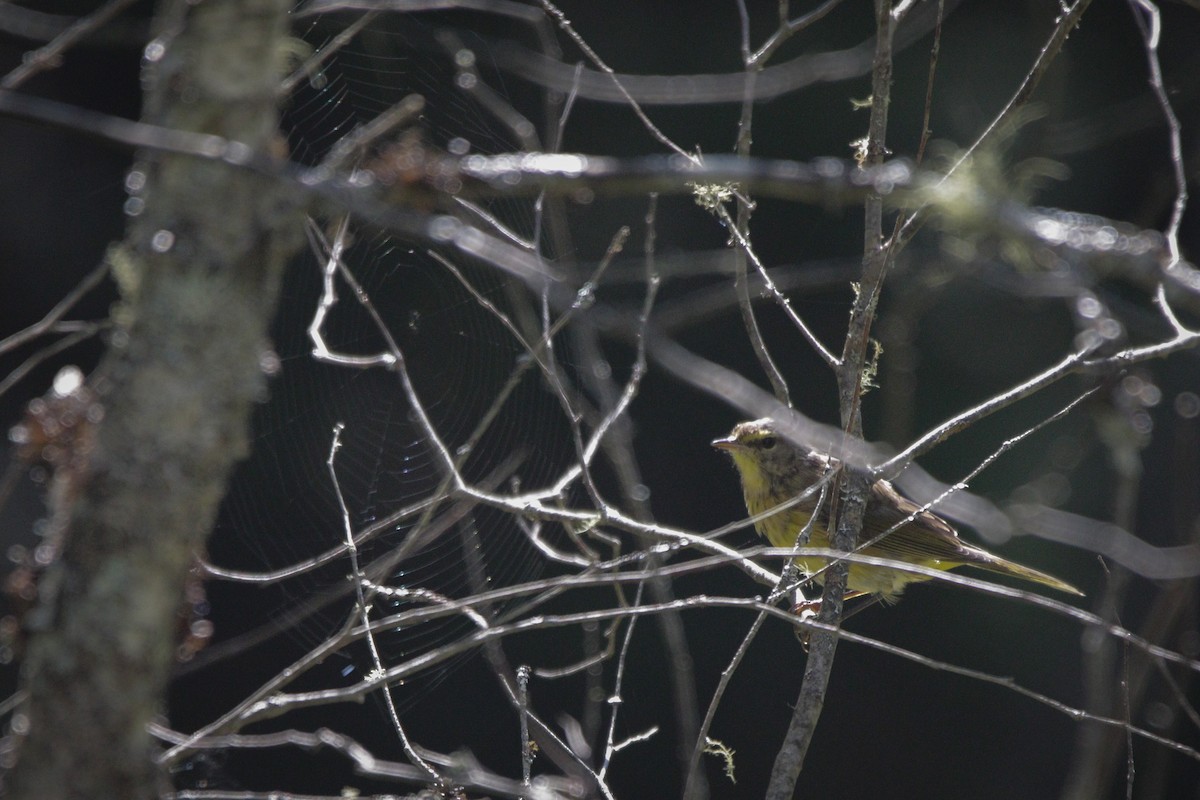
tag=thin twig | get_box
[0,324,104,401]
[182,588,1200,761]
[912,0,944,167]
[319,94,426,172]
[1,0,139,89]
[1127,0,1188,267]
[748,0,846,67]
[728,0,798,405]
[326,424,444,787]
[715,203,839,368]
[536,0,697,162]
[305,217,396,369]
[598,583,645,779]
[0,262,109,356]
[684,486,830,800]
[279,10,376,96]
[892,0,1095,249]
[805,386,1099,592]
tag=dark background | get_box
[2,1,1200,798]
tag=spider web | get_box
[208,8,580,695]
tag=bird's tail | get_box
[977,555,1084,596]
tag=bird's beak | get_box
[711,436,738,451]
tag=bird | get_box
[713,418,1082,603]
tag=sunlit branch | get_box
[1126,0,1188,266]
[305,217,397,368]
[747,0,846,67]
[326,425,444,786]
[598,583,646,780]
[536,0,696,162]
[319,94,426,173]
[728,0,794,410]
[832,623,1200,764]
[279,9,378,95]
[176,586,1200,763]
[684,488,830,800]
[0,0,139,89]
[714,203,839,368]
[0,262,109,356]
[152,723,579,800]
[0,325,104,401]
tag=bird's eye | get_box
[758,435,778,450]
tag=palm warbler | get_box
[713,418,1082,602]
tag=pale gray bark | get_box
[4,1,300,796]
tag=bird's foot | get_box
[790,599,821,649]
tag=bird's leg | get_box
[791,591,880,649]
[789,589,870,617]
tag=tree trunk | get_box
[4,0,300,796]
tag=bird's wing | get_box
[860,477,1083,595]
[859,479,984,565]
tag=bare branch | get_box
[1,0,140,89]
